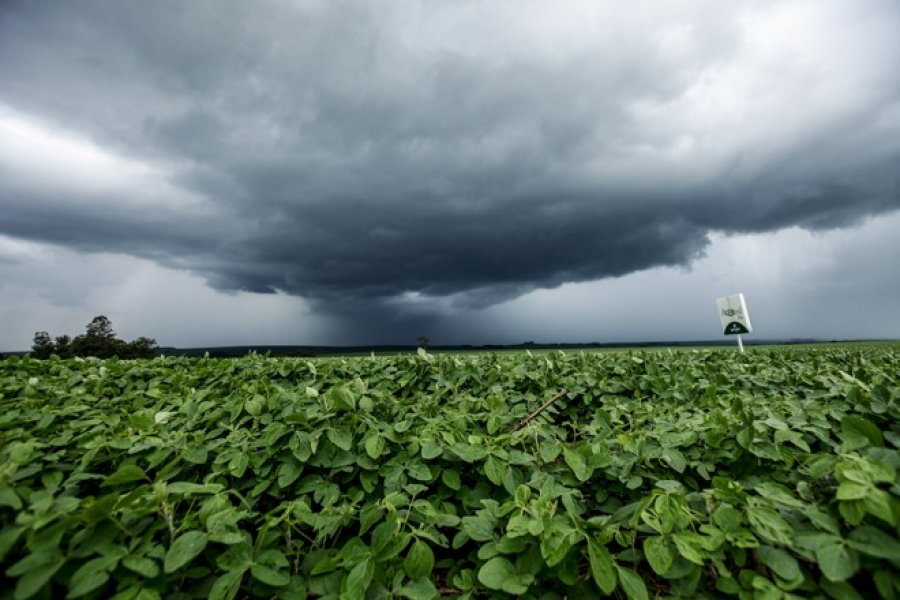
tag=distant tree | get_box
[285,349,315,358]
[31,331,55,359]
[124,336,159,359]
[29,316,159,360]
[86,315,116,341]
[72,315,120,358]
[54,335,72,358]
[417,336,429,349]
[68,335,87,356]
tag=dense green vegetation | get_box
[1,348,898,599]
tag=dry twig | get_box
[511,388,568,432]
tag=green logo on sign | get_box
[724,321,749,335]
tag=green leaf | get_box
[836,481,870,500]
[450,442,487,463]
[864,489,896,525]
[8,550,57,577]
[514,484,532,506]
[838,371,871,392]
[774,429,811,452]
[181,446,208,464]
[216,543,252,572]
[643,536,674,576]
[478,557,531,595]
[101,464,147,487]
[327,428,353,451]
[228,453,249,477]
[673,533,705,565]
[209,569,245,600]
[747,505,794,546]
[420,440,442,459]
[648,494,677,534]
[397,577,439,600]
[506,514,531,538]
[840,415,883,448]
[540,440,561,462]
[616,566,649,600]
[121,556,159,578]
[365,434,385,459]
[404,539,435,580]
[119,588,162,600]
[441,469,461,490]
[12,554,64,600]
[501,466,521,496]
[164,531,208,573]
[563,447,590,481]
[250,562,290,587]
[358,505,382,536]
[755,483,805,508]
[588,538,617,594]
[206,508,246,545]
[541,522,575,566]
[757,545,800,581]
[0,485,22,510]
[804,506,840,534]
[838,499,867,526]
[847,526,900,560]
[277,460,302,488]
[406,462,431,481]
[661,448,686,473]
[67,556,117,598]
[256,548,289,568]
[483,455,505,485]
[816,538,859,582]
[244,396,264,416]
[820,579,865,600]
[873,570,898,600]
[343,558,374,600]
[713,505,742,532]
[328,386,356,411]
[153,410,175,424]
[370,521,400,554]
[860,460,895,484]
[461,515,495,542]
[0,526,24,562]
[165,481,223,495]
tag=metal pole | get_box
[737,334,744,353]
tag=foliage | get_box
[28,332,54,360]
[30,316,158,360]
[0,347,898,599]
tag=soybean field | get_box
[1,347,898,599]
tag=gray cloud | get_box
[1,0,899,328]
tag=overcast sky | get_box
[2,0,899,350]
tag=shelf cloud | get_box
[1,0,899,327]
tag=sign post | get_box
[716,293,752,352]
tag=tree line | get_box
[31,316,159,359]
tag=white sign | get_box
[716,293,752,336]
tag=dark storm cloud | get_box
[1,0,899,317]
